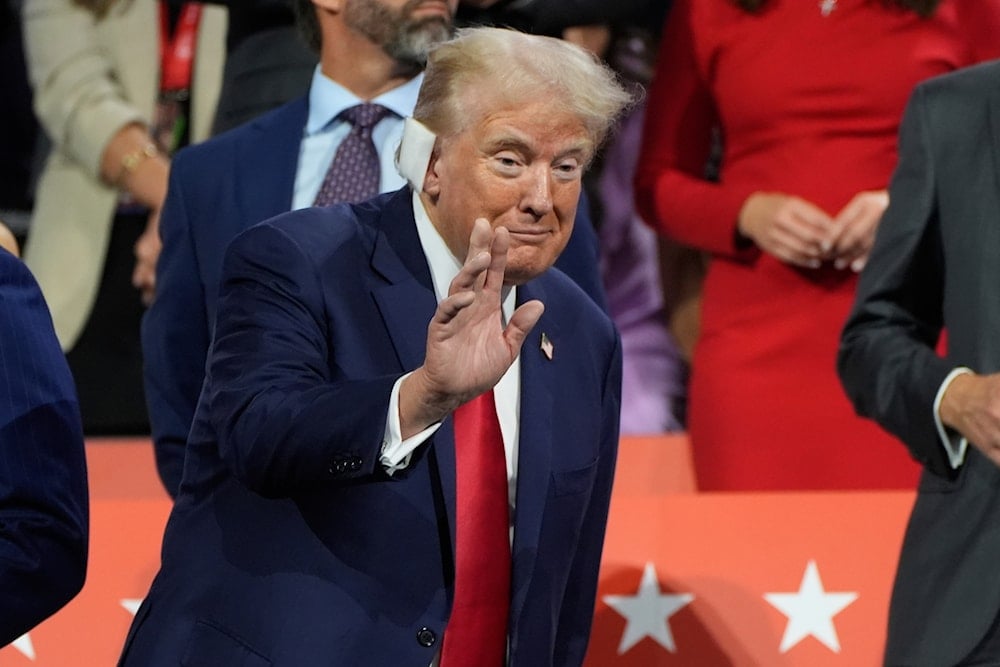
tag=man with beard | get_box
[142,0,610,498]
[119,26,628,666]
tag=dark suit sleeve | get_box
[837,84,954,477]
[142,160,212,497]
[205,223,399,498]
[554,191,609,313]
[555,332,622,664]
[0,251,88,644]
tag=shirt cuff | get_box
[380,372,441,475]
[934,367,973,469]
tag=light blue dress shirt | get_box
[292,67,423,210]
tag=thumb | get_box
[504,300,544,354]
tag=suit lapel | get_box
[369,190,436,372]
[366,191,459,555]
[510,279,558,623]
[237,98,308,227]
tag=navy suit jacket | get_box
[144,96,609,497]
[121,189,622,666]
[0,249,88,644]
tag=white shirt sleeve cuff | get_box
[934,367,972,469]
[380,372,442,475]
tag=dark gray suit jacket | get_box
[839,59,1000,667]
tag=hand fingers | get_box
[132,261,156,305]
[131,249,152,285]
[786,199,836,252]
[483,226,510,293]
[830,212,878,271]
[832,228,872,271]
[433,290,476,325]
[464,217,492,263]
[761,200,834,264]
[766,227,824,269]
[132,230,159,298]
[447,250,491,296]
[847,254,868,273]
[450,218,495,295]
[829,191,887,269]
[832,190,888,228]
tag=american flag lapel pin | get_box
[540,332,554,361]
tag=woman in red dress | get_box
[635,0,1000,490]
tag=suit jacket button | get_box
[416,627,436,647]
[349,457,362,471]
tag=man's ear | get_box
[422,148,443,196]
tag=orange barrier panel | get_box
[0,437,914,665]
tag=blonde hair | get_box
[413,27,634,155]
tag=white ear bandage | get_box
[395,117,437,192]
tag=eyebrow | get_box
[483,134,592,162]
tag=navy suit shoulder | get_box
[173,95,308,163]
[232,194,381,257]
[555,190,608,313]
[143,97,308,497]
[0,250,88,644]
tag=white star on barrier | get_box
[12,633,35,660]
[603,561,694,654]
[120,598,143,616]
[764,560,858,653]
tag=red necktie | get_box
[440,389,511,667]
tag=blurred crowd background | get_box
[2,0,998,494]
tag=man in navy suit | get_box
[143,0,609,497]
[119,27,629,666]
[0,245,88,645]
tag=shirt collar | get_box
[305,67,424,135]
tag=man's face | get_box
[425,98,593,285]
[344,0,457,66]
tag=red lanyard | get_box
[159,2,202,93]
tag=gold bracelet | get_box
[116,142,159,186]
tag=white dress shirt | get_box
[935,367,973,468]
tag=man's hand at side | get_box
[940,371,1000,468]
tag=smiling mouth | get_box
[507,229,552,244]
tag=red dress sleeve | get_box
[633,0,757,259]
[955,0,1000,63]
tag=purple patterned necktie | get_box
[313,103,393,206]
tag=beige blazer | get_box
[21,0,226,350]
